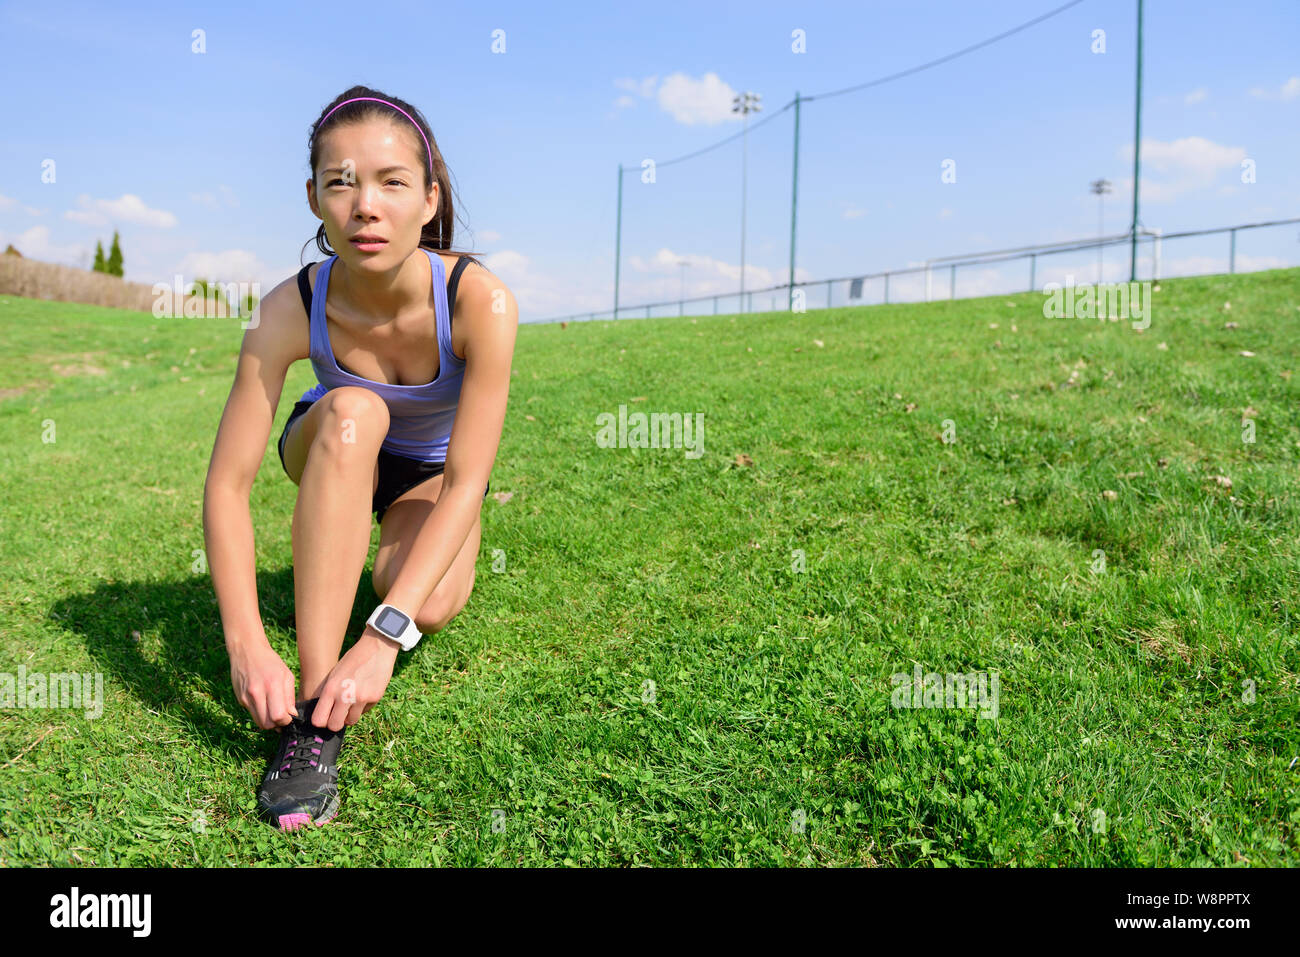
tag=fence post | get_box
[1229,228,1236,274]
[827,282,832,309]
[713,296,718,315]
[884,273,890,304]
[646,305,650,318]
[1029,254,1036,292]
[949,264,956,300]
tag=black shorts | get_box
[277,399,489,524]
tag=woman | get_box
[202,87,518,831]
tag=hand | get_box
[310,627,400,731]
[229,635,299,731]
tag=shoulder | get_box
[236,268,312,361]
[251,269,303,324]
[455,257,518,324]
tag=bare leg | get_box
[281,387,388,701]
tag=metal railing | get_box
[535,216,1300,325]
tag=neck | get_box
[334,246,429,322]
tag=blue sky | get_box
[2,0,1297,322]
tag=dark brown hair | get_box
[303,85,481,262]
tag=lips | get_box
[350,237,387,244]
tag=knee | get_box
[415,595,459,635]
[415,576,474,635]
[316,387,389,455]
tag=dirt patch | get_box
[30,351,109,377]
[1134,620,1192,664]
[0,381,50,401]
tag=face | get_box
[307,117,437,262]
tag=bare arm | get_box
[383,271,520,618]
[202,279,308,651]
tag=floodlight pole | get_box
[788,92,801,311]
[733,91,761,314]
[1091,177,1112,284]
[1129,0,1144,282]
[614,164,623,319]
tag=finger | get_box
[266,685,290,728]
[326,697,349,733]
[248,689,270,730]
[284,673,299,720]
[310,690,330,729]
[346,702,364,726]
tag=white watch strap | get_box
[367,603,422,650]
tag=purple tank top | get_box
[299,248,466,462]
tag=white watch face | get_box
[375,606,411,639]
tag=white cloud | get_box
[657,72,740,126]
[0,224,88,265]
[613,75,659,113]
[64,193,177,228]
[1117,136,1247,202]
[0,193,45,218]
[477,248,605,321]
[1164,253,1290,275]
[171,249,279,293]
[625,246,807,291]
[483,249,530,275]
[0,221,294,291]
[479,245,815,321]
[843,207,867,220]
[1184,87,1208,105]
[615,75,659,98]
[1248,76,1300,100]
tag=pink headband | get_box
[315,96,433,178]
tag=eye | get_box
[325,178,406,187]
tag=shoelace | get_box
[278,720,325,776]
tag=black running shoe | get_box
[257,697,345,831]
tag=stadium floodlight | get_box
[732,91,762,314]
[1090,178,1113,283]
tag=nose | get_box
[352,182,383,217]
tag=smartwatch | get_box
[366,603,423,651]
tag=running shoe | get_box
[257,697,346,831]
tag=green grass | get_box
[0,268,1297,866]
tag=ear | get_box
[306,178,320,219]
[425,180,439,226]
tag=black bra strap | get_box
[297,255,478,327]
[447,255,479,329]
[297,263,314,321]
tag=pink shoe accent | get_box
[278,813,311,831]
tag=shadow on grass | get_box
[46,565,411,762]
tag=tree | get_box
[92,240,106,273]
[106,230,124,277]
